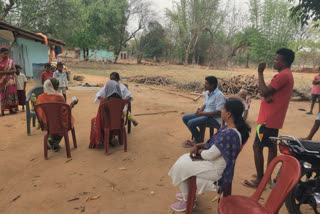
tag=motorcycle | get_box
[270,136,320,214]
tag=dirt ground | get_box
[0,70,318,214]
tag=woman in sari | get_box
[89,80,123,148]
[168,99,251,212]
[36,78,78,152]
[0,46,18,116]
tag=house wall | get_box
[80,49,114,61]
[16,37,49,78]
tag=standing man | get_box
[306,68,320,114]
[243,48,295,188]
[182,76,225,147]
[53,62,68,101]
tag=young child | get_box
[40,63,53,85]
[14,65,27,111]
[53,62,68,101]
[307,68,320,114]
[237,89,251,121]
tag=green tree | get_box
[141,21,166,61]
[288,0,320,26]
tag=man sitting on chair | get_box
[182,76,225,147]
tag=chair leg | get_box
[128,121,131,134]
[118,130,124,145]
[199,126,205,143]
[104,129,109,155]
[71,127,77,148]
[223,183,232,197]
[210,127,214,137]
[32,116,36,127]
[64,132,71,159]
[27,117,31,136]
[186,176,197,214]
[44,131,48,160]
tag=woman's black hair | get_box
[110,72,120,81]
[0,46,9,53]
[224,98,251,143]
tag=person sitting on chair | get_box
[36,78,78,152]
[168,99,251,212]
[182,76,225,147]
[95,72,139,126]
[90,80,124,148]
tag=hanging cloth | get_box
[36,33,48,45]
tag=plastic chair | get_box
[99,99,128,155]
[35,103,77,160]
[26,86,43,136]
[127,102,132,134]
[199,123,220,142]
[218,155,301,214]
[186,142,246,214]
[191,121,220,143]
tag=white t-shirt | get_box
[15,74,27,90]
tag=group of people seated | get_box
[36,72,137,152]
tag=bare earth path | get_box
[0,72,317,214]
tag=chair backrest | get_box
[26,86,44,112]
[251,155,301,213]
[99,99,126,131]
[35,103,72,135]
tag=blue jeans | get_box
[182,113,219,143]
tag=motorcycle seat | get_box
[299,140,320,152]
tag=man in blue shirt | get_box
[182,76,226,147]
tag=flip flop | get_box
[182,140,194,148]
[242,179,259,189]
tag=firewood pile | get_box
[127,75,176,86]
[127,74,310,101]
[218,75,260,98]
[176,81,204,93]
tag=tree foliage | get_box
[288,0,320,26]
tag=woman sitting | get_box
[36,78,78,151]
[89,80,124,148]
[168,99,251,212]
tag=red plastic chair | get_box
[186,142,246,214]
[218,155,301,214]
[99,99,128,155]
[35,103,77,160]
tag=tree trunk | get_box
[137,54,143,64]
[184,33,196,65]
[246,54,249,68]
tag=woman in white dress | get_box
[168,99,251,212]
